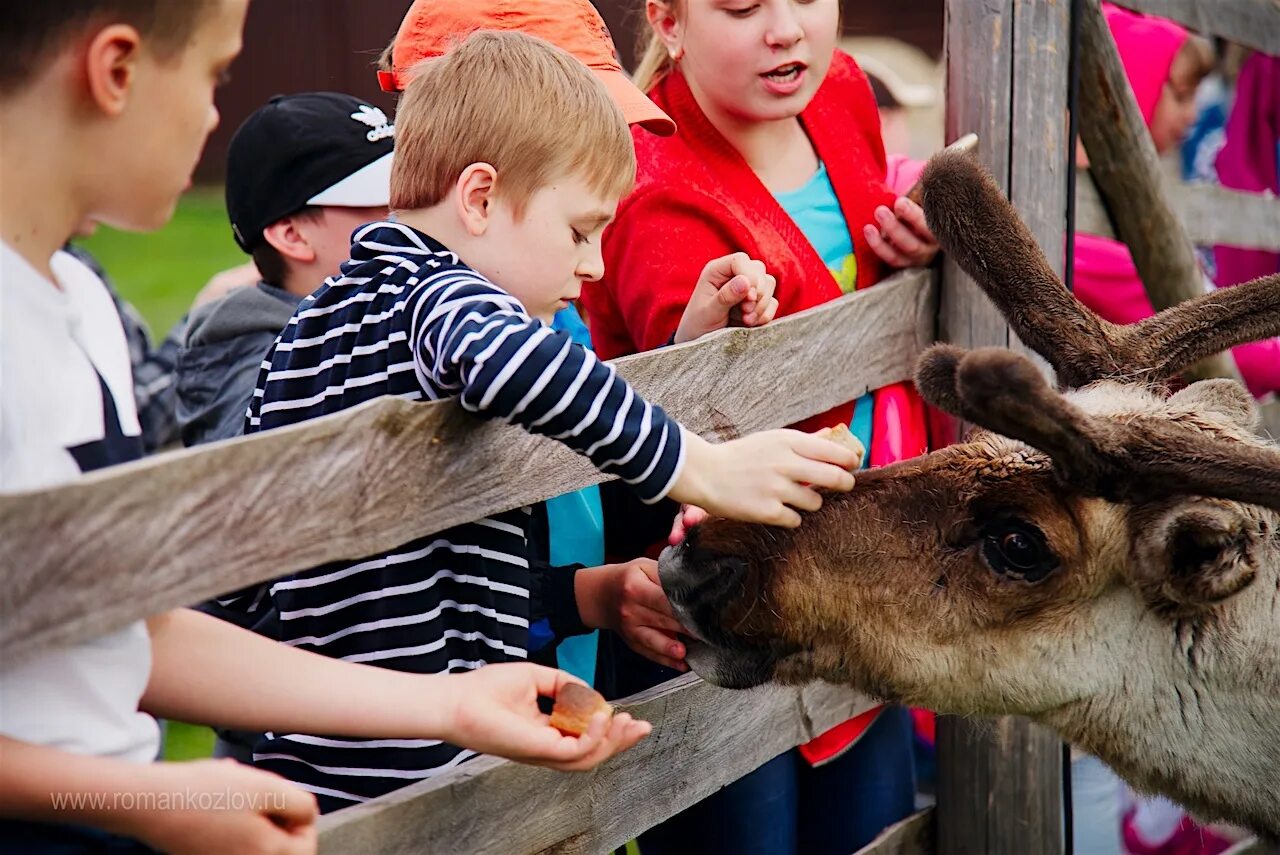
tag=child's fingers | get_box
[598,713,651,759]
[894,196,937,244]
[616,716,652,750]
[626,625,688,669]
[551,713,645,771]
[263,783,320,830]
[527,663,587,700]
[629,604,687,638]
[790,431,861,470]
[776,481,825,514]
[716,275,751,307]
[683,505,708,528]
[669,513,687,546]
[702,251,753,285]
[784,457,856,492]
[863,224,910,267]
[669,503,709,545]
[875,206,926,257]
[763,504,803,529]
[744,297,779,327]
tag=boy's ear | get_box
[456,163,498,237]
[263,216,320,265]
[84,24,144,117]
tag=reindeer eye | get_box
[981,520,1058,582]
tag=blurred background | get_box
[82,0,944,340]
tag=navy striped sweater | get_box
[237,222,685,810]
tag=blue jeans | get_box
[0,819,159,854]
[638,706,917,855]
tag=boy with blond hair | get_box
[238,30,858,810]
[1,4,653,852]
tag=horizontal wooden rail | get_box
[854,808,934,855]
[317,674,877,854]
[1077,172,1280,252]
[1107,0,1280,55]
[0,269,937,666]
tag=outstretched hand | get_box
[442,664,650,772]
[577,559,689,671]
[671,429,858,528]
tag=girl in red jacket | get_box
[580,2,937,853]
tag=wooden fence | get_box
[4,0,1278,853]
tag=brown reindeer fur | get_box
[660,152,1280,836]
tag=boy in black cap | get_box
[177,92,394,446]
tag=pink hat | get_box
[1102,2,1190,128]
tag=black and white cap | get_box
[226,92,395,252]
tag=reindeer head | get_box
[660,152,1280,721]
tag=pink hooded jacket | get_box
[1074,5,1280,398]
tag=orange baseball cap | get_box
[377,0,676,136]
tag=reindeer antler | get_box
[916,346,1280,511]
[919,151,1280,388]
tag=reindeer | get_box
[659,151,1280,837]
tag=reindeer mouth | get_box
[661,545,780,689]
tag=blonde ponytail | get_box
[633,33,672,92]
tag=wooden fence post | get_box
[936,1,1068,852]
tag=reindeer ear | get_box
[1129,499,1263,616]
[1167,379,1260,433]
[914,344,967,415]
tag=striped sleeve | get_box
[407,273,685,503]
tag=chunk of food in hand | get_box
[817,423,865,472]
[550,683,614,736]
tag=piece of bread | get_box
[550,683,613,736]
[817,423,865,472]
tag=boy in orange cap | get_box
[374,0,788,696]
[235,29,856,813]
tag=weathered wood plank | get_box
[854,808,935,855]
[1078,0,1243,383]
[938,0,1015,371]
[0,270,936,665]
[316,674,878,854]
[1077,171,1280,252]
[936,2,1065,852]
[936,716,1066,855]
[1003,0,1071,840]
[1106,0,1280,56]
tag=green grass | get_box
[77,187,245,336]
[161,721,217,762]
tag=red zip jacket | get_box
[585,52,930,761]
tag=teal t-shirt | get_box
[774,163,874,456]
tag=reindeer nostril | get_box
[658,546,749,603]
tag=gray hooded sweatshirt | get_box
[176,282,300,447]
